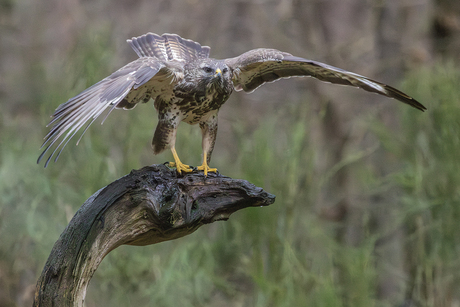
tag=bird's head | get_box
[187,59,232,93]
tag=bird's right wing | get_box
[38,57,180,167]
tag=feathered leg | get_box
[152,114,192,174]
[197,112,218,176]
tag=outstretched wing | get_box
[38,33,211,167]
[225,48,426,111]
[38,58,172,167]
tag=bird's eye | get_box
[222,67,228,73]
[203,67,213,73]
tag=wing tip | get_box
[407,101,427,112]
[414,102,427,112]
[384,85,427,112]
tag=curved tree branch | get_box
[33,164,275,307]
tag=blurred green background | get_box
[1,0,460,306]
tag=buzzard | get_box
[38,33,426,175]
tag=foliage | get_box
[1,25,460,307]
[391,63,460,306]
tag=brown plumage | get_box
[38,33,426,174]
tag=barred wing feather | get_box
[226,49,426,111]
[38,58,173,167]
[128,33,211,61]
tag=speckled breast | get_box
[174,87,232,124]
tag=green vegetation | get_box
[1,34,460,306]
[389,64,460,306]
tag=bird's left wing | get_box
[225,48,426,111]
[38,57,180,167]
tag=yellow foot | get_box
[197,163,217,177]
[169,147,193,174]
[168,161,193,174]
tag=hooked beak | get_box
[214,68,222,78]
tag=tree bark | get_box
[33,164,275,307]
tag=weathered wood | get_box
[33,164,275,307]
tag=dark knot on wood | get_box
[33,164,275,306]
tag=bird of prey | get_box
[38,32,426,175]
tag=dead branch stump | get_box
[33,164,275,307]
